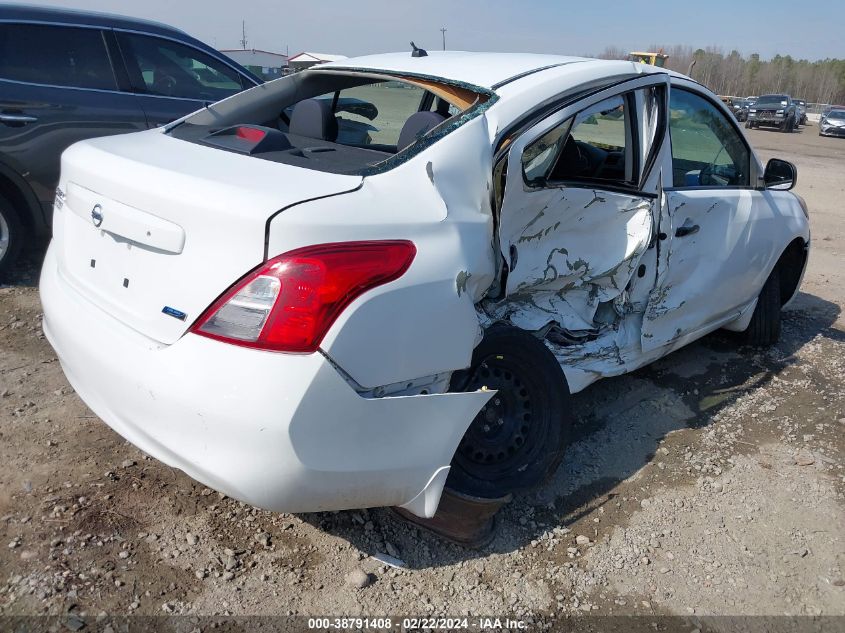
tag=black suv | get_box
[0,5,261,275]
[745,94,799,133]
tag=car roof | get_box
[0,3,187,39]
[318,51,594,89]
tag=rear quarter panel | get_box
[266,114,497,389]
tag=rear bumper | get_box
[40,244,491,517]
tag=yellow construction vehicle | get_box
[628,51,669,67]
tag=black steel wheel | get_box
[447,325,571,498]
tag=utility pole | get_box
[240,20,247,50]
[440,27,447,51]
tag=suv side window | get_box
[669,89,750,187]
[0,24,116,90]
[117,33,245,101]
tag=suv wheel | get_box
[0,194,24,278]
[447,325,572,498]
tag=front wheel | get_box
[447,326,571,498]
[742,264,781,346]
[0,194,25,279]
[745,121,753,129]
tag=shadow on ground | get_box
[303,291,842,568]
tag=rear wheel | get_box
[742,264,781,346]
[0,194,24,279]
[447,326,571,498]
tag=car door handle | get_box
[675,223,700,238]
[0,112,38,124]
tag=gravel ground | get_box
[0,122,843,627]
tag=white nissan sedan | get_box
[41,52,809,519]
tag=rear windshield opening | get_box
[168,72,490,175]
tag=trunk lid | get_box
[54,129,362,344]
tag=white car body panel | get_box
[641,188,808,350]
[40,52,810,517]
[268,114,496,389]
[54,131,361,344]
[41,243,491,517]
[321,51,590,89]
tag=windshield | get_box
[828,110,845,119]
[756,95,789,106]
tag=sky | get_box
[20,0,843,61]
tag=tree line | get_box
[596,45,845,105]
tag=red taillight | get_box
[190,241,416,353]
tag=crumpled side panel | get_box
[494,186,654,331]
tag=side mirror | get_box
[764,158,797,190]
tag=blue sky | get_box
[26,0,843,60]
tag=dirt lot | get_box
[1,122,844,628]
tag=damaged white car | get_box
[41,51,810,518]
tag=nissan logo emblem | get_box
[91,204,104,228]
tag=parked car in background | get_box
[746,94,798,132]
[819,108,845,137]
[794,99,807,125]
[41,51,809,517]
[730,97,751,121]
[0,4,261,275]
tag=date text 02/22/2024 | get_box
[306,617,527,629]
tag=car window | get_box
[117,33,244,101]
[0,24,116,90]
[669,89,750,188]
[522,94,635,187]
[294,81,427,148]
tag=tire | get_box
[742,264,781,346]
[784,118,795,133]
[446,325,571,498]
[0,193,25,279]
[745,121,753,129]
